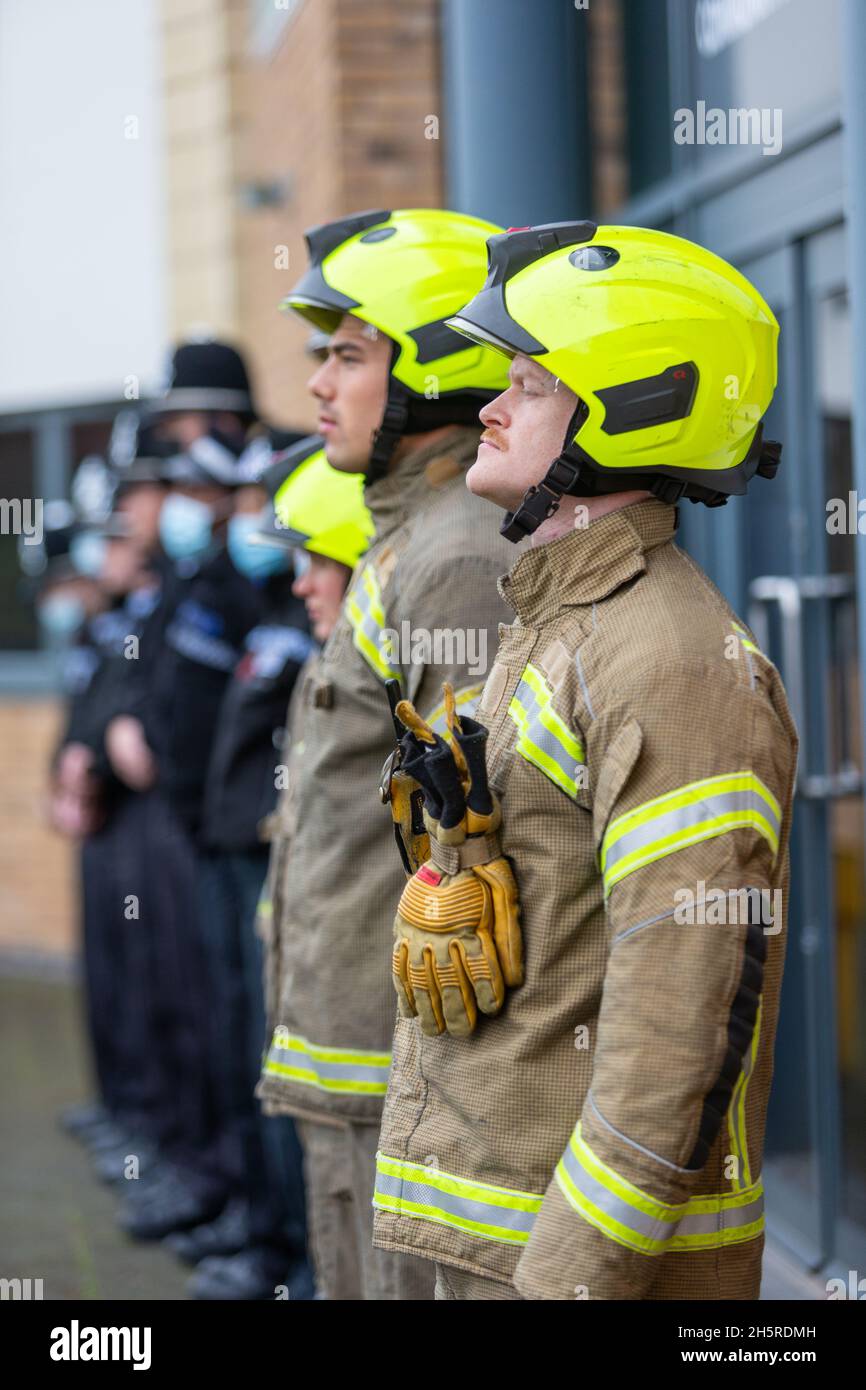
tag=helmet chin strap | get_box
[500,408,783,543]
[500,404,587,543]
[367,378,411,485]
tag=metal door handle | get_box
[748,574,862,800]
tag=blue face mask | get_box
[228,512,291,582]
[70,531,107,579]
[39,593,86,640]
[159,492,215,561]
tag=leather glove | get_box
[390,685,523,1037]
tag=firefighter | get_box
[255,209,517,1300]
[372,223,799,1301]
[252,439,376,1051]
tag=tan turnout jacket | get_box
[256,426,515,1126]
[373,499,798,1300]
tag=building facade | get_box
[1,0,863,1289]
[440,0,865,1288]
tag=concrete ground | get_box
[0,964,828,1303]
[0,967,187,1301]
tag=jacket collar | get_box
[363,426,481,539]
[499,498,678,626]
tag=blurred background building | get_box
[1,0,863,1291]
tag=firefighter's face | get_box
[307,314,391,473]
[468,355,580,511]
[291,551,351,643]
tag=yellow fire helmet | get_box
[267,436,374,570]
[447,221,782,541]
[281,208,510,480]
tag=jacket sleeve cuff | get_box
[514,1174,653,1300]
[514,1111,704,1300]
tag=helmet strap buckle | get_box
[500,446,586,543]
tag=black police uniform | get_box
[196,574,314,1278]
[117,546,264,1231]
[58,589,163,1134]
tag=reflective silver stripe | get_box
[508,667,586,799]
[346,566,401,682]
[264,1031,391,1095]
[373,1152,542,1244]
[265,1047,388,1087]
[601,773,782,896]
[602,789,780,877]
[374,1171,536,1235]
[556,1125,765,1254]
[558,1139,677,1247]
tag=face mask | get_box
[228,512,291,582]
[159,492,215,561]
[39,593,86,639]
[70,531,107,579]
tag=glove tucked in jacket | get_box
[390,685,523,1037]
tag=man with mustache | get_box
[373,222,799,1301]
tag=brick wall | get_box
[159,0,239,340]
[233,0,443,428]
[587,0,628,218]
[0,701,76,960]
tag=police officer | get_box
[373,222,799,1301]
[178,434,317,1300]
[66,426,176,1178]
[40,461,164,1157]
[103,342,266,1242]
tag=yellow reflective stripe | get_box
[511,698,580,799]
[600,771,782,895]
[263,1029,391,1096]
[507,664,585,800]
[362,568,384,620]
[373,1152,542,1245]
[520,664,584,759]
[732,621,760,655]
[555,1122,764,1255]
[728,998,762,1190]
[346,564,401,682]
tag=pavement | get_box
[0,964,828,1303]
[0,967,187,1301]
